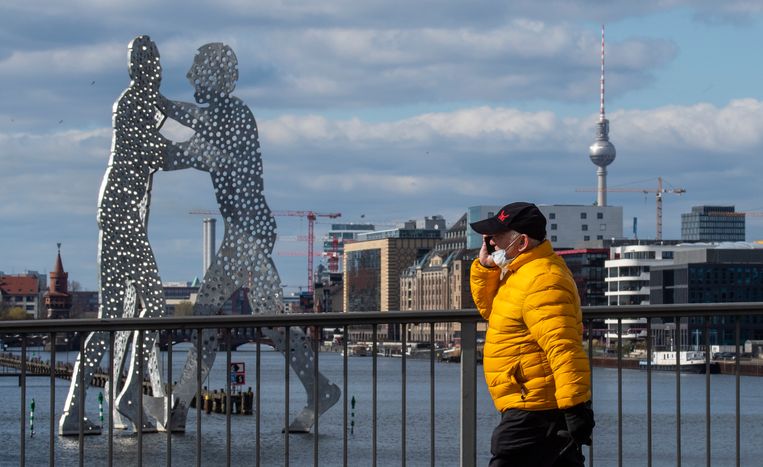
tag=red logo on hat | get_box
[497,210,509,222]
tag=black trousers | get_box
[488,408,585,467]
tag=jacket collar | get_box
[506,240,554,274]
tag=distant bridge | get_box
[159,328,274,350]
[2,328,274,352]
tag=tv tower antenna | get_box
[600,24,606,120]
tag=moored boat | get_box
[639,350,719,374]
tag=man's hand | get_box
[479,235,497,268]
[561,400,595,445]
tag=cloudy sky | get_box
[2,1,763,293]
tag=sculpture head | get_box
[127,35,161,86]
[187,43,238,104]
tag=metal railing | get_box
[1,311,481,467]
[584,302,763,467]
[2,303,763,466]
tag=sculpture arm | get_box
[157,95,203,130]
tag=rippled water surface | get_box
[2,349,763,466]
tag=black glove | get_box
[561,400,595,445]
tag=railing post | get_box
[460,320,477,467]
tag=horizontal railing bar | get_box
[2,303,763,334]
[0,311,482,333]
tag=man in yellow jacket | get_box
[470,202,594,467]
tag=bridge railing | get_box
[2,303,763,466]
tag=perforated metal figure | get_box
[59,35,168,435]
[159,43,340,432]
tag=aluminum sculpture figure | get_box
[158,43,340,432]
[59,36,169,435]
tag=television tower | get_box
[589,24,616,206]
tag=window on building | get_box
[597,235,603,240]
[584,235,590,241]
[551,235,557,242]
[551,223,557,230]
[600,224,606,231]
[580,213,587,219]
[597,212,604,219]
[549,213,556,219]
[582,224,588,231]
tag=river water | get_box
[2,348,763,466]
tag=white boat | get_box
[406,342,436,359]
[440,347,461,362]
[639,350,718,374]
[340,344,370,357]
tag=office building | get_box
[605,243,711,306]
[343,222,443,341]
[343,225,442,313]
[650,244,763,344]
[603,243,705,346]
[322,223,376,273]
[681,205,745,242]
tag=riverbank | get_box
[591,356,763,376]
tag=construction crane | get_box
[576,177,686,241]
[190,209,341,293]
[272,211,341,293]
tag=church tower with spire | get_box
[44,243,72,319]
[589,25,617,206]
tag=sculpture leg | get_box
[59,331,107,436]
[147,337,165,397]
[105,329,133,429]
[113,330,160,432]
[262,326,341,432]
[249,257,340,433]
[166,330,215,430]
[138,334,169,429]
[166,326,218,431]
[114,276,166,432]
[106,285,140,430]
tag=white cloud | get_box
[0,42,123,76]
[261,99,763,159]
[613,99,763,154]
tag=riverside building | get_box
[342,219,443,341]
[681,205,745,242]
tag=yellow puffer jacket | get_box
[470,240,591,412]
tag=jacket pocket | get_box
[489,361,527,399]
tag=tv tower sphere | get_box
[589,120,616,168]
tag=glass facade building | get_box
[681,205,745,242]
[345,249,382,311]
[650,248,763,344]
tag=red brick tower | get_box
[44,243,72,319]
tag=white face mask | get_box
[490,235,523,268]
